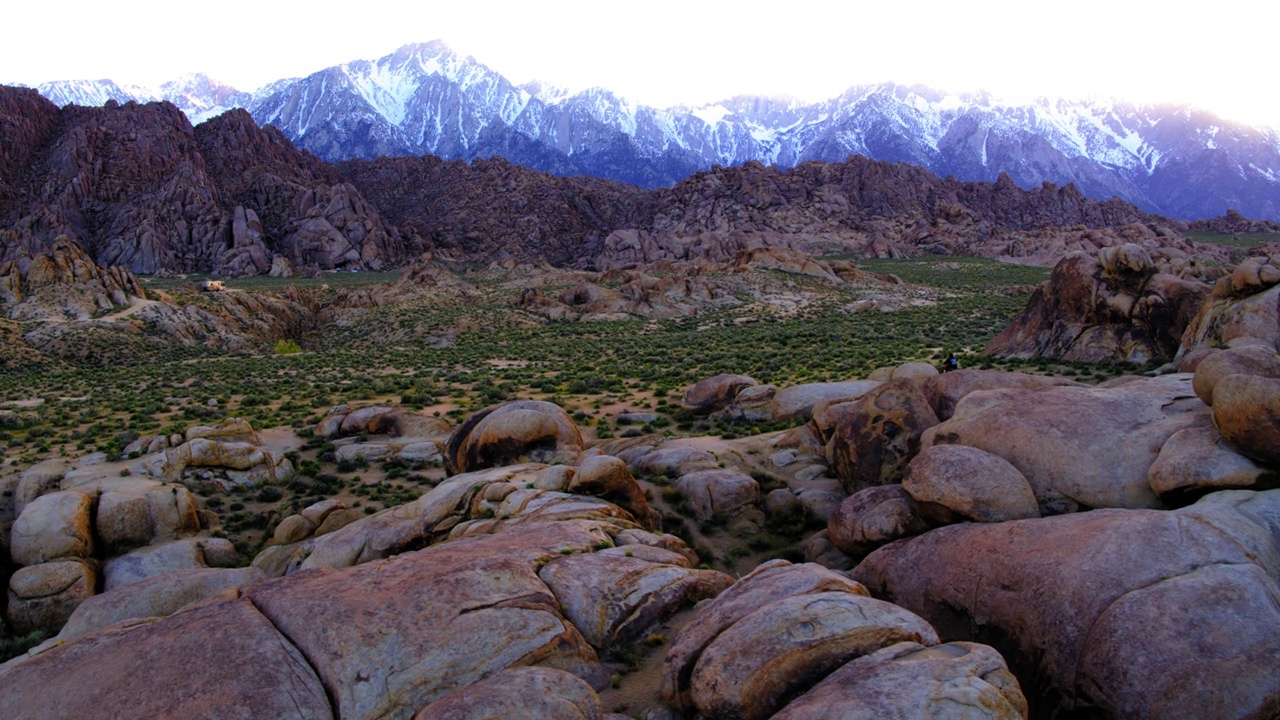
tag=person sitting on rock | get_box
[942,353,959,372]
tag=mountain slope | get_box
[0,86,1240,275]
[0,87,402,275]
[33,42,1280,221]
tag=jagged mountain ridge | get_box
[0,87,405,276]
[0,84,1236,274]
[33,41,1280,222]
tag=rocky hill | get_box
[0,85,1240,274]
[36,41,1280,221]
[0,87,405,276]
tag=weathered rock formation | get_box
[1180,252,1280,355]
[0,237,144,315]
[444,400,584,475]
[1188,208,1280,236]
[924,374,1204,513]
[4,445,217,634]
[681,373,758,415]
[853,489,1280,719]
[662,560,1027,719]
[987,244,1215,364]
[0,87,403,275]
[1,467,730,720]
[2,87,1232,276]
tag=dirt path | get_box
[98,297,161,322]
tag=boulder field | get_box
[5,249,1280,718]
[0,455,1027,720]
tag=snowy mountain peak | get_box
[24,41,1280,221]
[38,78,156,108]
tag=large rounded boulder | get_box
[852,489,1280,719]
[824,381,940,494]
[923,373,1205,514]
[901,444,1040,523]
[681,374,758,415]
[444,400,584,475]
[1191,345,1280,405]
[661,560,1025,720]
[1211,373,1280,465]
[827,485,932,557]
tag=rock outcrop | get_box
[1180,252,1280,355]
[0,237,144,314]
[822,381,940,494]
[682,374,759,415]
[923,373,1208,513]
[986,245,1214,364]
[852,489,1280,719]
[444,400,584,475]
[0,88,405,275]
[1,493,725,719]
[661,560,1026,720]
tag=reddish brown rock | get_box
[682,374,758,415]
[444,400,584,474]
[917,369,1079,421]
[672,468,762,528]
[825,381,940,493]
[1191,345,1280,405]
[769,381,879,423]
[661,560,870,713]
[566,454,656,530]
[0,596,334,720]
[987,247,1209,364]
[7,559,97,635]
[413,666,603,720]
[852,490,1280,719]
[1211,373,1280,465]
[688,591,940,720]
[538,552,732,650]
[246,522,611,720]
[59,566,264,640]
[826,485,933,557]
[9,491,94,566]
[96,484,201,552]
[901,444,1040,523]
[773,641,1028,720]
[1148,420,1271,501]
[924,374,1203,513]
[1180,261,1280,355]
[102,537,238,590]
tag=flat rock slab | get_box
[0,597,333,720]
[103,537,237,590]
[539,552,732,650]
[413,666,603,720]
[59,566,265,640]
[246,520,613,720]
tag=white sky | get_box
[3,0,1277,129]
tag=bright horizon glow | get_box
[2,0,1278,129]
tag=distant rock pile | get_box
[1188,208,1280,235]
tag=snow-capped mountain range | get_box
[33,40,1280,220]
